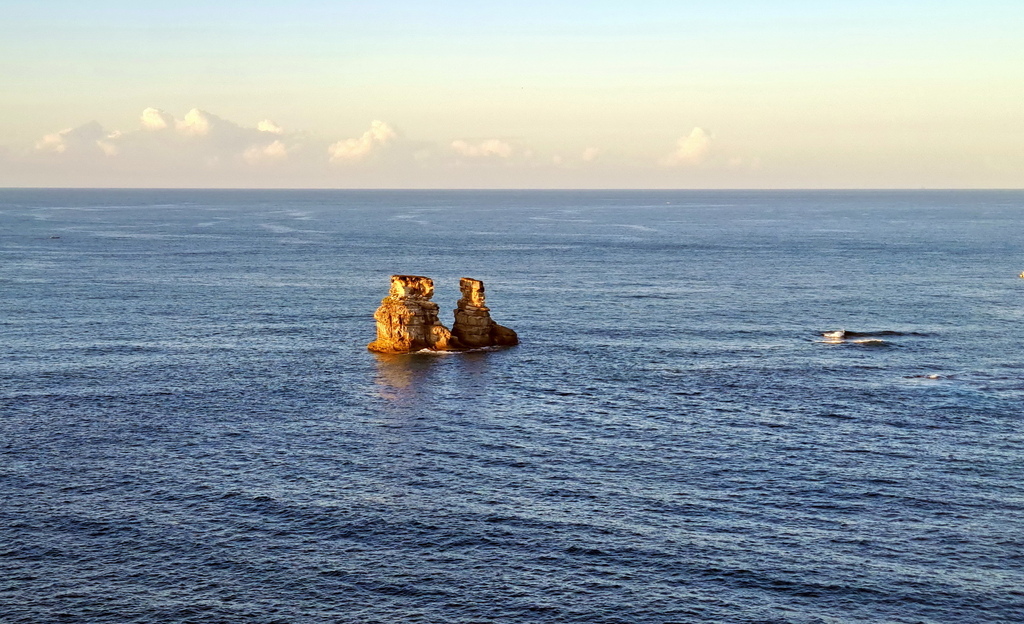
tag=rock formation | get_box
[367,275,518,353]
[451,277,519,348]
[367,275,461,353]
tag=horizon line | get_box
[3,187,1023,192]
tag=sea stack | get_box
[368,275,518,353]
[367,275,461,353]
[451,277,519,348]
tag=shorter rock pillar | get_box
[451,277,519,348]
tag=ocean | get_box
[1,189,1022,623]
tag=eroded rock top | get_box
[388,275,434,299]
[457,277,487,309]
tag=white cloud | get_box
[327,120,397,163]
[257,119,284,135]
[451,138,514,159]
[27,107,312,182]
[35,121,110,155]
[243,139,289,165]
[143,107,252,141]
[25,108,745,186]
[36,132,69,154]
[662,127,712,166]
[176,108,219,136]
[141,107,175,131]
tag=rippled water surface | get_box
[2,189,1023,623]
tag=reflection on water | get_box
[372,350,496,403]
[372,353,443,402]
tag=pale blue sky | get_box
[1,1,1021,187]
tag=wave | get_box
[850,338,891,347]
[820,330,928,338]
[819,329,909,347]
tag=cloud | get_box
[257,119,284,135]
[142,107,277,146]
[327,120,397,163]
[450,139,514,159]
[135,108,296,165]
[243,140,289,165]
[19,108,717,187]
[662,127,712,166]
[141,107,175,131]
[35,121,118,157]
[25,107,310,183]
[176,108,222,137]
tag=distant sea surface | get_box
[2,189,1023,623]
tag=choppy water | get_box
[2,189,1023,623]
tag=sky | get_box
[1,1,1022,188]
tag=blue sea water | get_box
[1,189,1023,623]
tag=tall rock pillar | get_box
[367,275,461,353]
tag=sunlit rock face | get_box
[367,275,461,353]
[451,277,519,348]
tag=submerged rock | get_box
[451,277,519,348]
[367,275,461,354]
[367,275,518,353]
